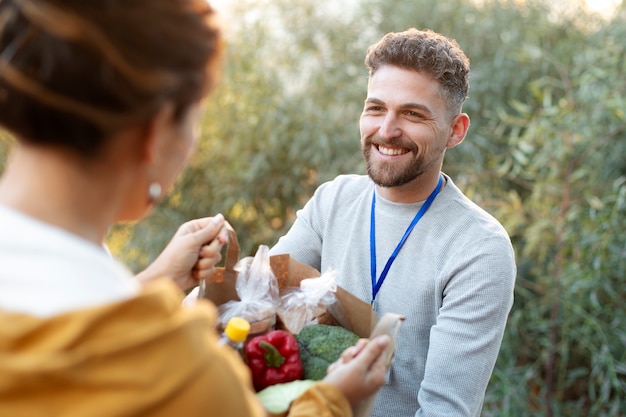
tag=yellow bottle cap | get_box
[224,317,251,343]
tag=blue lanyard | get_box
[370,174,444,305]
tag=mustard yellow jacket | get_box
[0,279,350,417]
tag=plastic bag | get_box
[218,245,279,336]
[277,268,338,334]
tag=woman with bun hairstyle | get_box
[0,1,389,416]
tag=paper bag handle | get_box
[221,221,240,273]
[198,221,239,299]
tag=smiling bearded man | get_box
[360,68,451,189]
[271,28,517,417]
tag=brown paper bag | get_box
[201,226,402,417]
[201,226,378,338]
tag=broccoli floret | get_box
[296,324,360,380]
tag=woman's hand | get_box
[322,335,390,407]
[136,214,229,290]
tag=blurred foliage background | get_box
[1,0,624,414]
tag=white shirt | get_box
[0,205,139,317]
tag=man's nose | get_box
[378,113,401,140]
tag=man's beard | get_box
[362,143,428,188]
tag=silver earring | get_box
[148,182,162,202]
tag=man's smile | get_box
[376,144,411,156]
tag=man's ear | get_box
[446,113,470,149]
[138,103,175,165]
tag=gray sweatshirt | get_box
[270,173,516,417]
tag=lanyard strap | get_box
[370,174,444,304]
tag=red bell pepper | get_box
[245,329,304,391]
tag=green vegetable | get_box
[257,379,316,414]
[295,324,360,380]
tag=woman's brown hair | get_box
[0,0,222,157]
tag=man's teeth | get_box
[378,145,407,156]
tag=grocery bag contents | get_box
[199,226,403,416]
[218,245,279,336]
[277,270,338,335]
[295,324,360,380]
[245,330,304,391]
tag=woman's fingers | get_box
[322,335,390,406]
[327,338,368,374]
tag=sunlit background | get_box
[211,0,624,19]
[585,0,623,15]
[101,1,626,415]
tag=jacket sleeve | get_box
[0,279,269,417]
[287,382,351,417]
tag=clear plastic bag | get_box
[218,245,279,336]
[277,268,338,334]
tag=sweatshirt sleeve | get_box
[269,184,326,271]
[417,234,516,416]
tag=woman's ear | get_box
[138,103,175,165]
[446,113,470,149]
